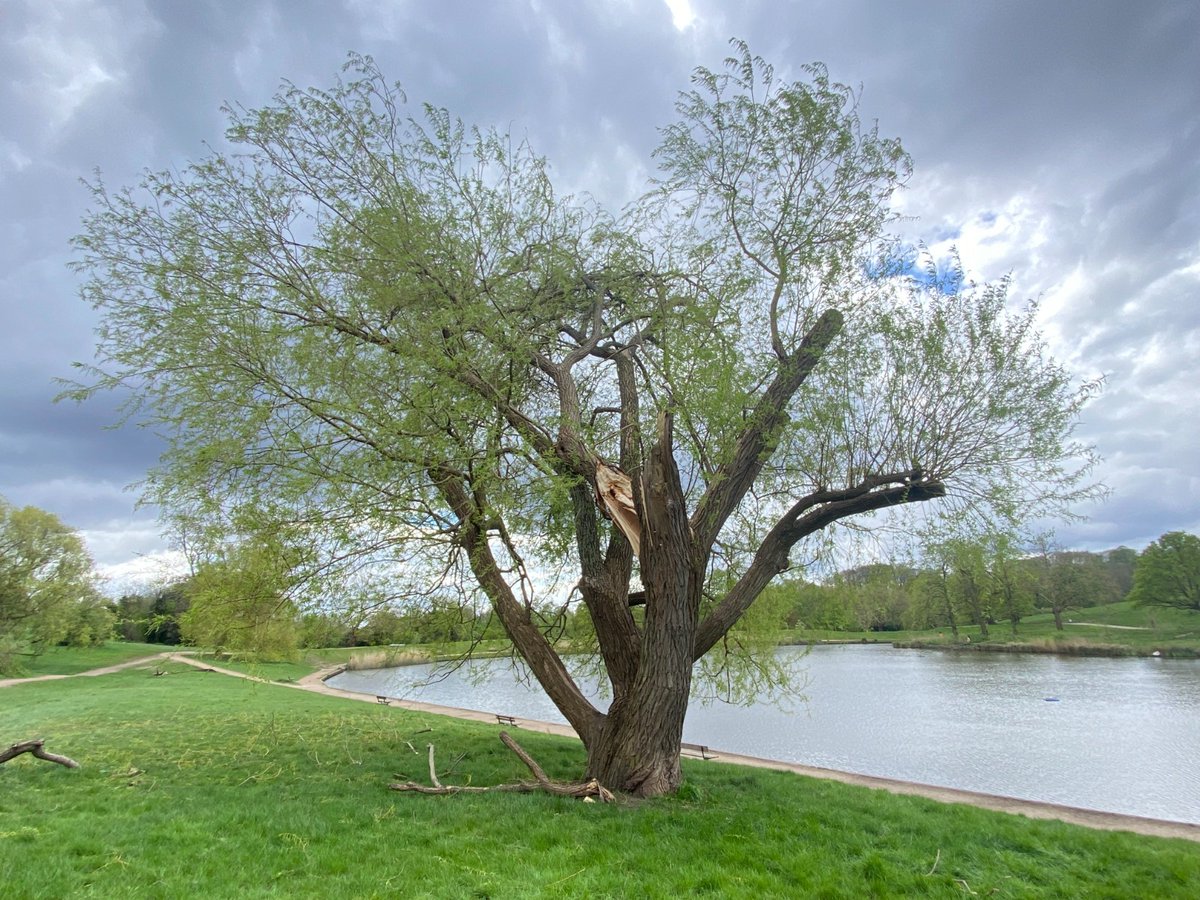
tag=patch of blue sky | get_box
[864,242,965,295]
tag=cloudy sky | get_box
[2,0,1198,589]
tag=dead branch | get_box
[427,743,442,788]
[500,731,550,782]
[389,732,614,802]
[926,848,941,876]
[1,739,80,769]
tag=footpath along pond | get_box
[329,644,1200,824]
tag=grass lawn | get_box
[9,641,167,678]
[2,664,1197,897]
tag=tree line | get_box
[764,541,1138,637]
[113,531,1200,658]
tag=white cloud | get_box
[663,0,697,31]
[96,549,189,597]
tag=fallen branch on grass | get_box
[389,731,614,802]
[1,739,80,769]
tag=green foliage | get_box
[297,611,351,649]
[0,496,109,675]
[113,582,193,645]
[1131,532,1200,611]
[180,540,300,661]
[1103,546,1138,596]
[66,44,1102,759]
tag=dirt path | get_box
[0,652,178,689]
[8,653,1199,843]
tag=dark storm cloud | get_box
[2,0,1198,575]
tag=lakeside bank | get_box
[300,656,1200,843]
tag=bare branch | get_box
[1,740,80,769]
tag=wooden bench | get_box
[682,742,716,760]
[376,696,391,706]
[496,714,518,726]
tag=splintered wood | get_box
[595,462,641,557]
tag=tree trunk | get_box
[584,692,688,796]
[581,409,698,797]
[1053,606,1064,631]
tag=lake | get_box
[328,644,1200,824]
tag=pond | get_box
[329,644,1200,824]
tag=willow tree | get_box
[70,45,1096,796]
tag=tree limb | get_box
[694,477,945,659]
[690,308,843,553]
[431,467,604,744]
[0,739,80,769]
[389,733,615,802]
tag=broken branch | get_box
[1,739,80,769]
[389,732,614,802]
[427,743,442,788]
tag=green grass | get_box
[788,602,1200,657]
[8,641,166,677]
[2,667,1197,897]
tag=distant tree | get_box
[69,45,1100,795]
[830,564,914,632]
[147,582,192,644]
[1129,532,1200,612]
[912,563,959,636]
[776,579,855,632]
[926,540,995,638]
[0,497,108,674]
[987,534,1034,636]
[1029,546,1120,630]
[180,539,300,660]
[113,592,154,642]
[354,608,408,646]
[1102,546,1138,599]
[298,611,352,649]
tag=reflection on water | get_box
[329,645,1200,824]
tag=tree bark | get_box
[583,411,699,796]
[432,468,604,746]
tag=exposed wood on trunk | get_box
[585,410,698,797]
[595,462,641,557]
[1,739,80,769]
[389,732,615,802]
